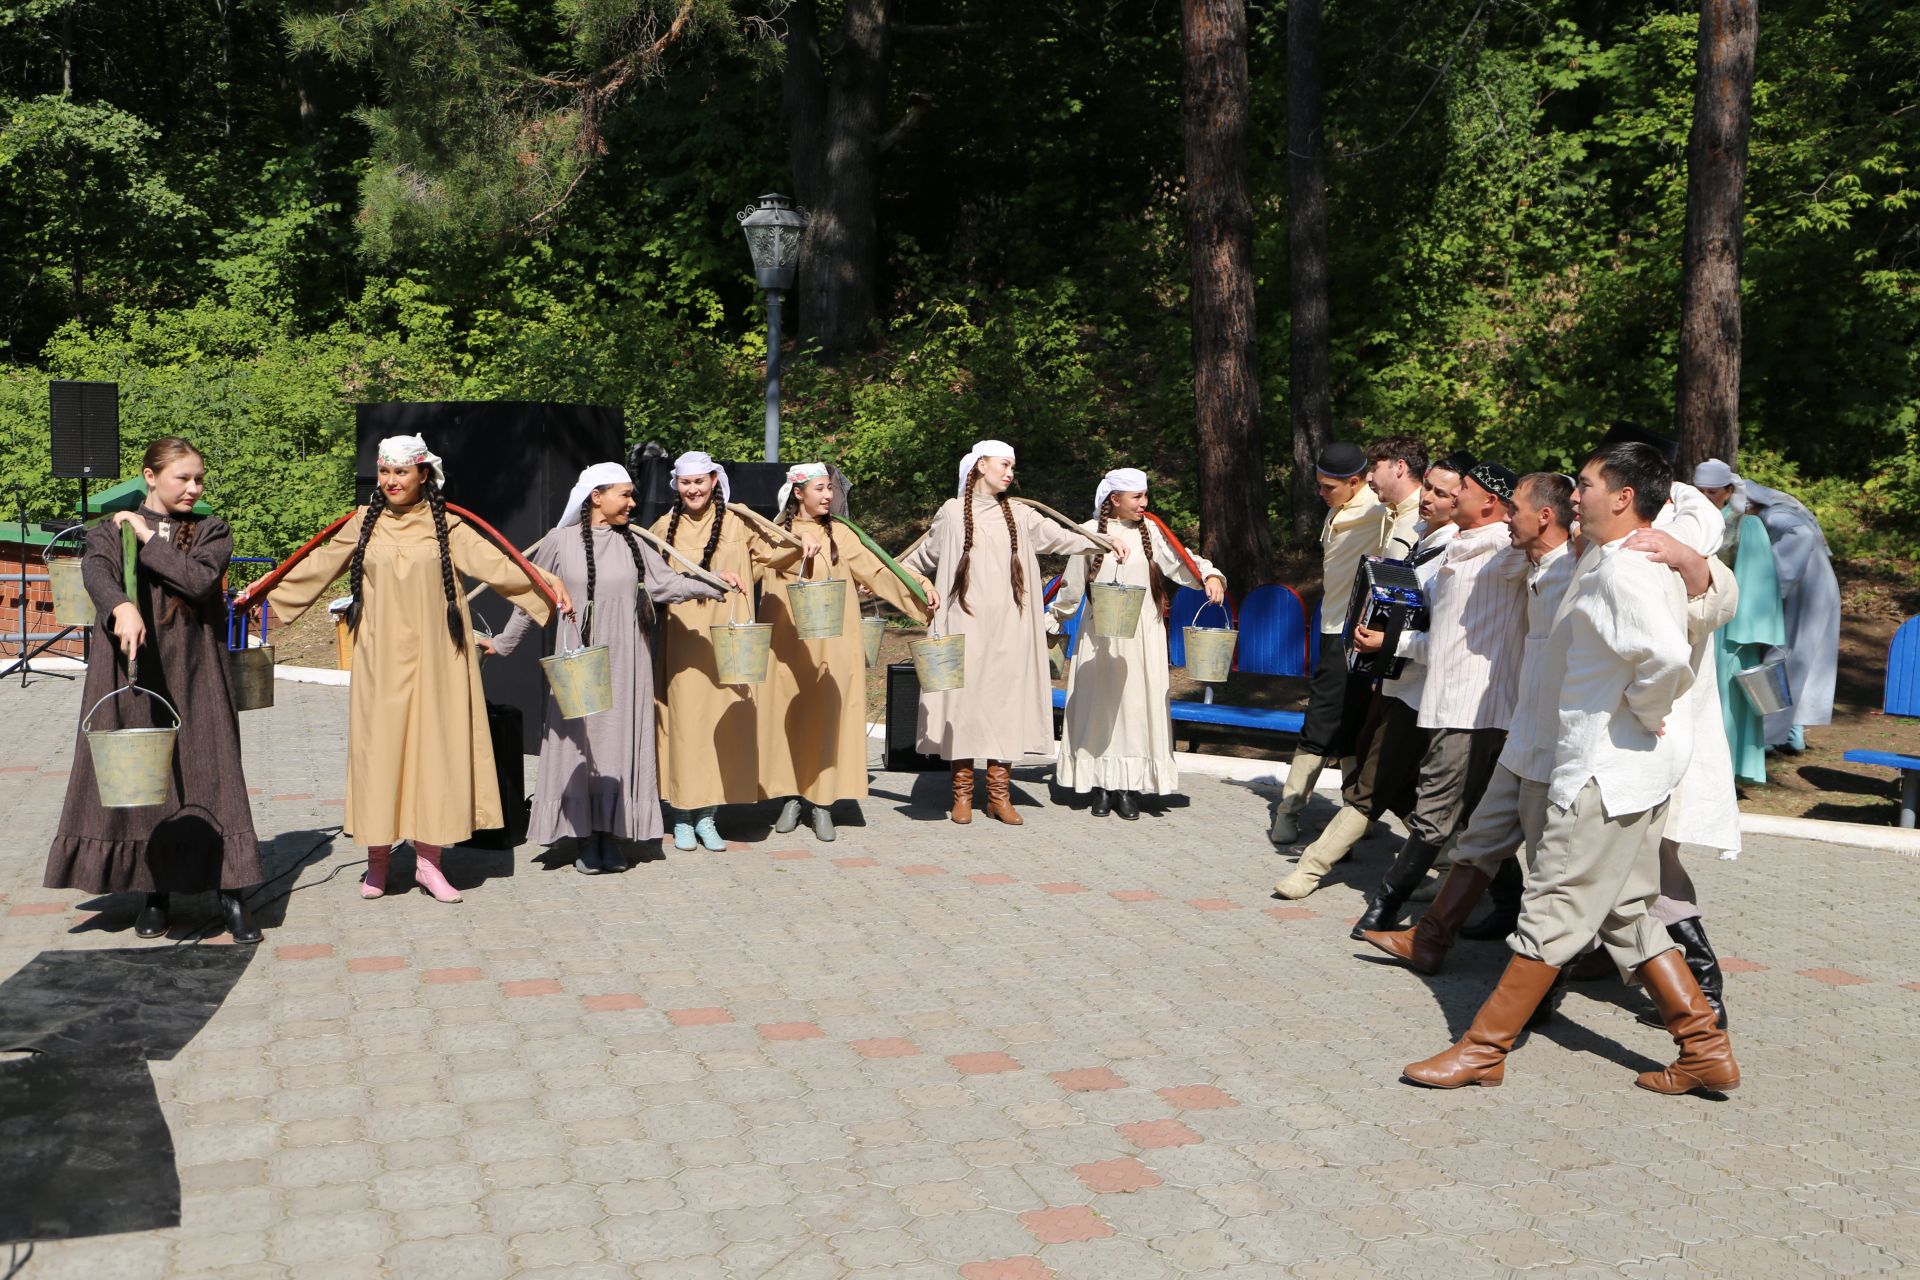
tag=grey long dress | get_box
[493,523,723,843]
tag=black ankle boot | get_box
[1113,790,1140,821]
[219,890,263,944]
[134,892,168,939]
[1089,788,1110,817]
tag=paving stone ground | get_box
[2,676,1917,1279]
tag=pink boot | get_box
[362,845,392,899]
[412,844,463,903]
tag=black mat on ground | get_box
[0,945,253,1059]
[0,1056,180,1242]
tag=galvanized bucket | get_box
[230,644,276,712]
[1088,579,1147,640]
[44,525,94,627]
[1733,654,1794,718]
[862,615,888,667]
[84,683,180,809]
[1183,599,1237,683]
[911,629,966,692]
[542,645,613,718]
[788,572,847,640]
[710,593,772,685]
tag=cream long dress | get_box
[757,514,933,804]
[268,502,558,847]
[901,494,1106,761]
[1050,519,1222,795]
[649,503,802,807]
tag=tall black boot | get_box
[1458,859,1524,941]
[1350,836,1444,939]
[218,890,262,944]
[1661,918,1727,1029]
[134,892,169,939]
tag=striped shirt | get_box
[1394,520,1529,731]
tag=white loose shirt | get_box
[1380,521,1458,712]
[1499,539,1579,783]
[1394,521,1529,731]
[1384,491,1421,560]
[1543,536,1695,818]
[1655,483,1744,854]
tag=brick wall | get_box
[0,542,89,659]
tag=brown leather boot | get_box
[1363,865,1492,975]
[950,762,975,825]
[1633,948,1740,1095]
[1402,955,1562,1088]
[984,761,1023,825]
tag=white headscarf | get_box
[377,434,445,488]
[785,462,829,489]
[1692,458,1734,488]
[957,439,1016,499]
[558,462,633,528]
[1094,467,1149,519]
[671,450,731,505]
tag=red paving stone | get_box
[1118,1119,1203,1149]
[833,857,880,868]
[1073,1157,1163,1193]
[1037,882,1088,894]
[768,850,813,860]
[1904,982,1920,993]
[1051,1067,1127,1092]
[1157,1084,1237,1110]
[7,902,66,916]
[724,841,752,851]
[1265,906,1316,921]
[668,1007,732,1026]
[852,1037,921,1059]
[347,956,407,973]
[321,798,345,806]
[270,793,312,802]
[960,1259,1055,1280]
[969,873,1018,885]
[1721,956,1767,974]
[1798,967,1869,986]
[948,1051,1022,1075]
[1109,889,1161,902]
[274,943,334,961]
[1186,898,1242,910]
[900,864,947,876]
[758,1021,826,1041]
[502,979,563,998]
[1018,1205,1114,1245]
[581,993,648,1013]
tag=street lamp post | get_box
[737,193,810,463]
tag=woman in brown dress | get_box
[44,436,265,943]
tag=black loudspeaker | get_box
[355,402,624,760]
[49,381,120,479]
[884,662,944,772]
[469,702,527,850]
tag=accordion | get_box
[1342,556,1429,680]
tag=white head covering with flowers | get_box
[671,451,731,505]
[377,434,445,487]
[786,462,829,490]
[957,439,1016,499]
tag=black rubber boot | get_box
[1089,788,1110,817]
[1350,836,1444,939]
[1458,859,1524,941]
[134,892,168,939]
[219,890,262,944]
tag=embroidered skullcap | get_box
[958,440,1016,498]
[377,435,445,487]
[1094,467,1149,518]
[559,462,633,528]
[1692,458,1735,488]
[1316,441,1367,479]
[670,450,731,505]
[1465,460,1519,502]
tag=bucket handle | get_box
[724,586,760,629]
[1192,598,1232,631]
[82,682,181,735]
[561,601,594,653]
[41,523,89,566]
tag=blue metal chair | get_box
[1844,614,1920,826]
[1238,584,1311,678]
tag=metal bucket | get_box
[862,615,888,667]
[1183,600,1237,683]
[44,526,94,627]
[788,575,847,640]
[230,644,276,712]
[84,684,180,809]
[541,644,613,718]
[1088,580,1147,640]
[1733,655,1794,718]
[709,594,771,685]
[911,631,966,692]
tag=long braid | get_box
[819,512,839,565]
[343,487,389,633]
[159,515,204,624]
[954,472,977,615]
[999,492,1025,611]
[424,480,464,650]
[1091,509,1111,581]
[701,502,726,570]
[578,495,598,646]
[613,524,655,630]
[1136,511,1168,612]
[665,499,683,549]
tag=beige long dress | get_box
[1050,518,1222,795]
[757,514,932,804]
[268,502,558,847]
[901,494,1106,761]
[649,503,802,807]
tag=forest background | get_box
[1,0,1916,577]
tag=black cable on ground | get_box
[172,826,349,948]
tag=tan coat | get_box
[757,514,933,803]
[902,494,1105,761]
[268,502,557,847]
[648,504,801,807]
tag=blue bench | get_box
[1843,615,1920,827]
[1047,581,1311,747]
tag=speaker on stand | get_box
[49,380,121,517]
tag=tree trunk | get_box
[788,0,891,357]
[1675,0,1756,471]
[1182,0,1271,591]
[1287,0,1332,544]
